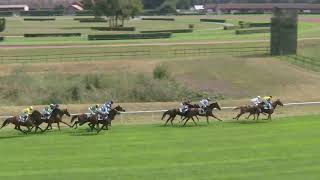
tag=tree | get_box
[0,18,5,32]
[83,0,143,27]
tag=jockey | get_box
[42,104,57,119]
[263,96,273,109]
[97,101,113,120]
[250,96,262,106]
[21,106,33,122]
[179,100,191,114]
[88,104,99,116]
[199,98,211,113]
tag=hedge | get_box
[141,18,175,21]
[0,18,5,32]
[223,25,240,30]
[79,18,107,23]
[24,18,56,21]
[140,29,193,33]
[0,11,13,17]
[24,33,81,37]
[235,28,270,35]
[88,33,172,40]
[75,10,95,16]
[20,10,63,16]
[0,36,4,41]
[91,27,135,31]
[200,19,226,23]
[239,21,271,28]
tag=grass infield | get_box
[0,115,319,179]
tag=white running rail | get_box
[0,101,319,119]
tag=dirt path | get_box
[1,38,319,50]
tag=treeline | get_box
[143,0,320,10]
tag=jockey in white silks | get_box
[199,98,211,113]
[250,96,262,106]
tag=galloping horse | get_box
[97,105,125,133]
[29,110,46,132]
[0,115,34,133]
[161,104,198,126]
[71,113,97,129]
[182,102,222,126]
[43,108,71,131]
[185,102,222,124]
[247,99,284,120]
[233,103,264,120]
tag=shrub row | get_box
[88,33,172,40]
[24,18,56,21]
[75,10,95,16]
[141,18,175,21]
[24,33,81,37]
[79,18,107,23]
[20,10,63,16]
[0,36,4,41]
[239,21,271,28]
[0,11,13,17]
[223,25,240,30]
[91,27,136,31]
[200,19,226,23]
[140,29,193,33]
[0,18,5,32]
[235,28,270,35]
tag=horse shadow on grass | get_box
[67,128,104,136]
[228,119,271,125]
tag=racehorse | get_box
[161,104,198,126]
[29,110,46,132]
[246,99,284,120]
[182,102,222,126]
[0,115,34,134]
[184,102,222,124]
[43,108,71,131]
[233,103,264,120]
[96,105,125,133]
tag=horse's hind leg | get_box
[57,122,61,131]
[191,117,198,126]
[183,118,190,126]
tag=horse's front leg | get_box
[206,116,209,124]
[183,117,190,126]
[191,117,198,126]
[210,114,222,121]
[60,121,71,128]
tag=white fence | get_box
[1,101,320,122]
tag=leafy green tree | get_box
[0,18,5,32]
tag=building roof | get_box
[0,0,79,9]
[0,4,29,10]
[206,3,320,10]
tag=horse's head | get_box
[114,105,125,113]
[62,109,71,117]
[274,99,284,107]
[209,102,221,110]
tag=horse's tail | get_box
[0,118,11,129]
[161,111,169,120]
[71,115,78,123]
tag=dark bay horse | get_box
[97,105,125,133]
[43,108,71,131]
[248,99,284,120]
[161,104,198,126]
[233,103,264,120]
[0,115,34,134]
[186,102,222,124]
[182,102,222,126]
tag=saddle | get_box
[198,108,206,115]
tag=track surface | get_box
[0,115,319,180]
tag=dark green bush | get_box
[88,33,172,40]
[153,64,170,80]
[24,33,81,37]
[0,11,13,17]
[24,18,56,21]
[0,18,5,32]
[140,29,193,33]
[200,19,226,23]
[142,18,175,21]
[223,25,240,30]
[20,10,63,16]
[235,28,270,35]
[75,10,95,16]
[91,27,135,31]
[189,24,194,29]
[79,18,107,23]
[0,36,4,41]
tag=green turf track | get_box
[0,115,319,180]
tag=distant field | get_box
[0,115,319,180]
[0,15,319,45]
